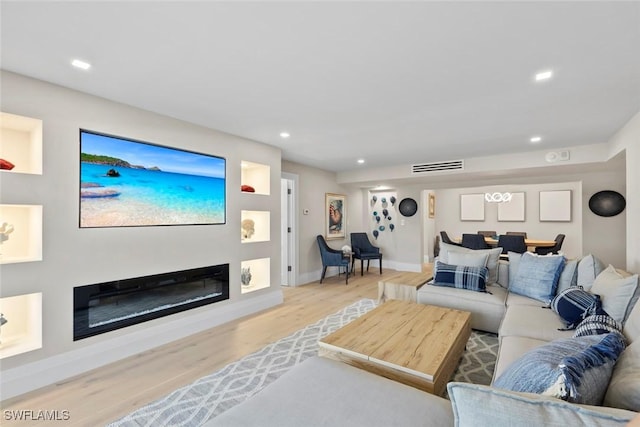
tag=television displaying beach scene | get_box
[80,130,226,228]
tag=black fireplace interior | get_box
[74,264,229,340]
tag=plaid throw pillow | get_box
[551,287,605,329]
[433,261,488,292]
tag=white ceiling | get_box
[1,1,639,173]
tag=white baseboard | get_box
[0,291,283,401]
[298,260,423,286]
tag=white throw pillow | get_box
[448,251,489,268]
[590,265,639,323]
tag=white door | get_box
[281,174,297,286]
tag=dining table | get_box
[454,236,556,249]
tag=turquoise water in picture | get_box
[80,162,225,227]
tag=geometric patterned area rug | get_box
[107,299,498,427]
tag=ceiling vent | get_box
[412,160,464,174]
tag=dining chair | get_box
[506,231,528,238]
[440,231,463,246]
[497,234,527,258]
[461,233,490,250]
[316,235,350,284]
[478,230,496,238]
[350,232,383,276]
[535,234,566,255]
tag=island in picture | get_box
[80,130,226,227]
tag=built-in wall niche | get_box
[0,293,43,359]
[0,112,43,175]
[0,204,43,264]
[241,210,270,243]
[241,161,270,195]
[241,258,270,294]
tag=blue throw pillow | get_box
[494,333,626,405]
[573,314,624,339]
[510,253,565,304]
[551,287,605,329]
[433,261,488,292]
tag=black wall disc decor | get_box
[588,190,626,217]
[398,198,418,217]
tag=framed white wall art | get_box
[539,190,572,222]
[460,194,485,221]
[498,192,525,222]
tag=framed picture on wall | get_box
[326,193,346,240]
[498,192,525,221]
[460,194,485,221]
[540,190,572,222]
[428,193,435,218]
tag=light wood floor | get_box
[2,266,431,426]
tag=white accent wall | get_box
[0,71,283,399]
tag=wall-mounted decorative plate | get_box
[399,198,418,217]
[589,190,626,217]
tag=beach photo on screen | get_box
[80,130,226,227]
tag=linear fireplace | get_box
[74,264,229,340]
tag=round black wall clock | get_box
[588,190,626,217]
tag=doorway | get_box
[281,173,298,286]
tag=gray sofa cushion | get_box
[499,305,573,342]
[493,336,549,382]
[205,356,453,427]
[604,339,640,412]
[448,382,636,427]
[417,282,508,333]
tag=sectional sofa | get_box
[207,245,639,426]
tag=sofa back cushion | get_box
[590,265,639,323]
[577,254,605,291]
[604,339,640,412]
[438,242,502,284]
[624,296,640,343]
[509,252,565,304]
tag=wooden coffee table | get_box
[377,271,433,303]
[318,300,471,395]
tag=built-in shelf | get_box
[0,204,43,264]
[240,258,270,294]
[0,293,43,359]
[241,161,270,195]
[0,112,43,175]
[241,210,270,243]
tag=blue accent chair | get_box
[350,232,383,276]
[316,235,350,284]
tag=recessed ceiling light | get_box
[357,159,365,164]
[71,59,91,70]
[279,132,290,139]
[535,70,553,81]
[530,136,542,143]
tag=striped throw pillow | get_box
[433,261,488,292]
[551,287,605,329]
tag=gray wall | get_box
[1,72,282,386]
[609,111,640,272]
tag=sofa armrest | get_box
[206,356,454,426]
